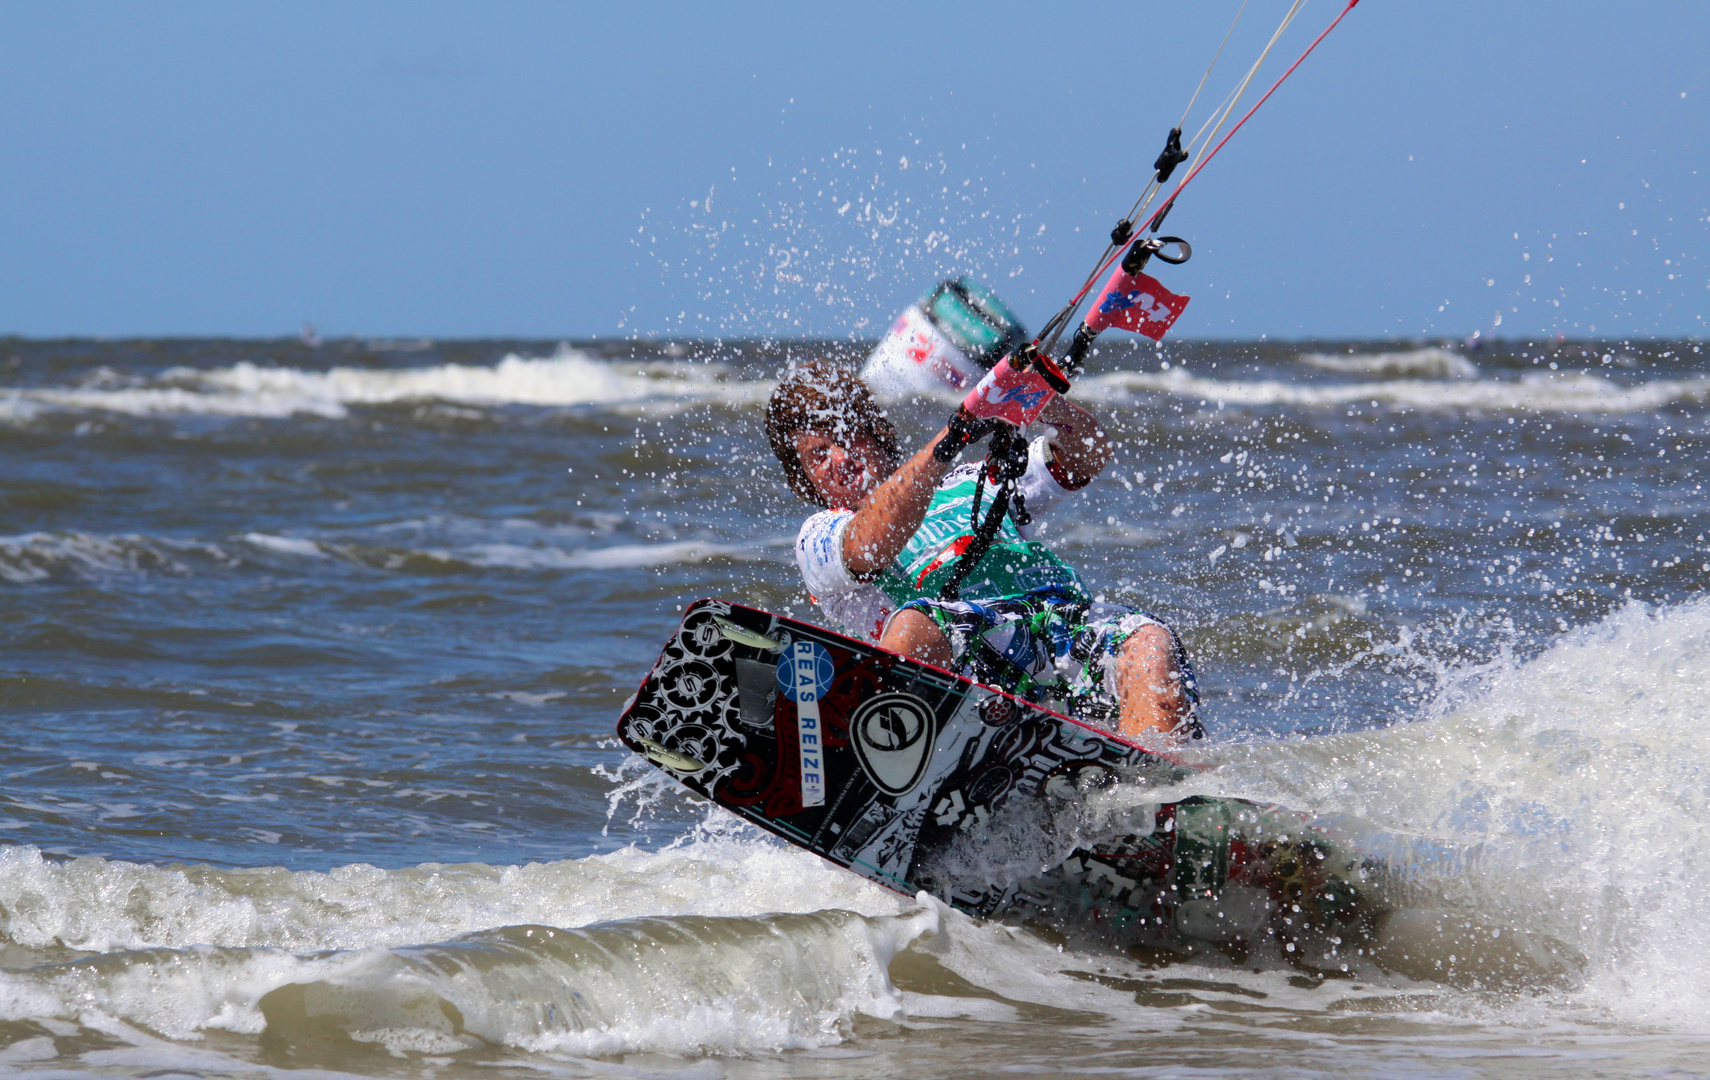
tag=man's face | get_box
[794,429,895,509]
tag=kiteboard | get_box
[617,598,1385,956]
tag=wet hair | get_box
[765,360,901,507]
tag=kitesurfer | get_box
[766,360,1200,742]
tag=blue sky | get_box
[1,1,1704,340]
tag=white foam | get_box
[0,528,784,581]
[0,531,226,583]
[0,392,42,424]
[0,832,943,1056]
[242,533,325,558]
[5,603,1708,1051]
[1082,366,1710,413]
[0,833,907,955]
[1298,347,1480,379]
[0,1037,57,1062]
[0,906,939,1056]
[492,690,566,706]
[22,385,337,419]
[3,348,773,421]
[462,538,788,570]
[0,823,1372,1057]
[1182,597,1710,1031]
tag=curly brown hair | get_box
[765,361,901,507]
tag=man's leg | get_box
[880,608,953,667]
[1113,623,1193,740]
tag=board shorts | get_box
[894,584,1203,738]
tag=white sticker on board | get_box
[781,640,832,807]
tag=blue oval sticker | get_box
[777,640,834,703]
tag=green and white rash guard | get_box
[794,436,1089,642]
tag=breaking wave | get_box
[1297,346,1480,379]
[0,530,786,582]
[457,538,787,570]
[0,532,233,584]
[1181,596,1710,1030]
[0,841,933,1055]
[7,345,1701,425]
[1085,365,1710,413]
[0,348,771,421]
[1,604,1706,1058]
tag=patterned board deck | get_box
[616,598,1382,954]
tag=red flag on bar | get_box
[1085,268,1190,340]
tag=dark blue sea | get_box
[2,336,1708,1078]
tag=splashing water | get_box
[3,337,1708,1076]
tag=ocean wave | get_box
[0,531,232,584]
[461,538,788,570]
[0,836,935,1055]
[241,533,324,559]
[0,838,905,955]
[1298,346,1480,379]
[1,348,773,421]
[0,906,936,1055]
[0,829,1168,1059]
[1084,366,1710,413]
[1184,596,1710,1030]
[14,585,1703,1058]
[0,530,786,581]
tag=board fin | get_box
[632,735,709,773]
[712,615,782,651]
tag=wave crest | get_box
[1298,347,1480,379]
[3,348,772,421]
[0,532,228,583]
[0,529,786,582]
[0,839,932,1056]
[1086,366,1710,413]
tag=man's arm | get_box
[841,429,956,580]
[1038,395,1112,488]
[842,393,1109,580]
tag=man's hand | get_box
[1038,395,1111,489]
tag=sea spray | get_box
[1175,598,1710,1016]
[3,335,1706,1075]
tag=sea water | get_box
[1,336,1707,1078]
